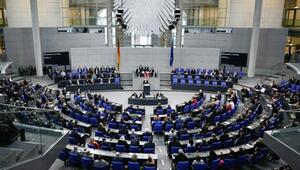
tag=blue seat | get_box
[90,117,98,126]
[187,121,196,129]
[204,80,210,86]
[144,147,155,153]
[211,158,221,170]
[232,124,240,131]
[224,158,236,168]
[185,146,196,153]
[177,161,189,170]
[175,123,184,130]
[68,152,80,166]
[144,166,156,170]
[156,109,164,115]
[129,146,140,153]
[212,81,218,86]
[87,143,95,149]
[153,121,163,133]
[196,80,201,84]
[166,108,174,114]
[130,124,140,131]
[188,79,194,84]
[128,161,140,170]
[93,164,108,170]
[108,122,118,129]
[213,115,221,123]
[142,135,152,141]
[192,163,208,170]
[165,123,173,131]
[170,146,180,154]
[180,79,186,84]
[112,161,125,170]
[95,130,104,137]
[75,113,82,121]
[58,150,69,162]
[199,145,211,152]
[183,105,190,113]
[81,156,93,169]
[116,144,127,152]
[180,134,189,140]
[224,139,233,147]
[237,154,249,165]
[114,77,120,84]
[69,136,76,145]
[221,82,227,87]
[212,141,222,149]
[101,145,111,151]
[82,115,90,123]
[172,78,178,84]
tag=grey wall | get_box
[184,28,288,73]
[70,47,220,73]
[4,27,106,67]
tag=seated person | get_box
[130,154,139,162]
[174,149,188,164]
[192,155,205,166]
[144,156,156,167]
[117,135,129,149]
[93,156,109,168]
[144,139,155,149]
[112,152,123,162]
[100,138,112,151]
[89,138,100,149]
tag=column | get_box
[106,0,113,47]
[176,0,182,48]
[30,0,43,77]
[247,0,263,78]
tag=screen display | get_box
[44,52,70,66]
[221,52,248,67]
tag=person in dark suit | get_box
[144,139,155,149]
[174,149,188,163]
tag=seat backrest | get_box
[170,146,180,154]
[192,163,208,170]
[128,161,140,170]
[112,161,125,170]
[129,145,140,153]
[144,166,156,170]
[144,147,155,153]
[177,161,189,170]
[116,144,127,152]
[81,156,93,168]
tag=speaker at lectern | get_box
[143,79,150,95]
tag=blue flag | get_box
[170,42,174,67]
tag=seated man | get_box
[93,156,108,169]
[174,149,188,164]
[144,139,155,149]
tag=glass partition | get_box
[0,104,65,169]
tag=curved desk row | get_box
[65,83,122,92]
[128,96,168,106]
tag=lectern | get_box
[143,83,150,95]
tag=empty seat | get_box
[177,161,189,170]
[81,156,93,169]
[129,146,140,153]
[116,144,127,152]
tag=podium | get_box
[143,83,150,95]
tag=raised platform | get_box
[128,96,168,105]
[65,83,122,92]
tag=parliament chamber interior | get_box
[0,0,300,170]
